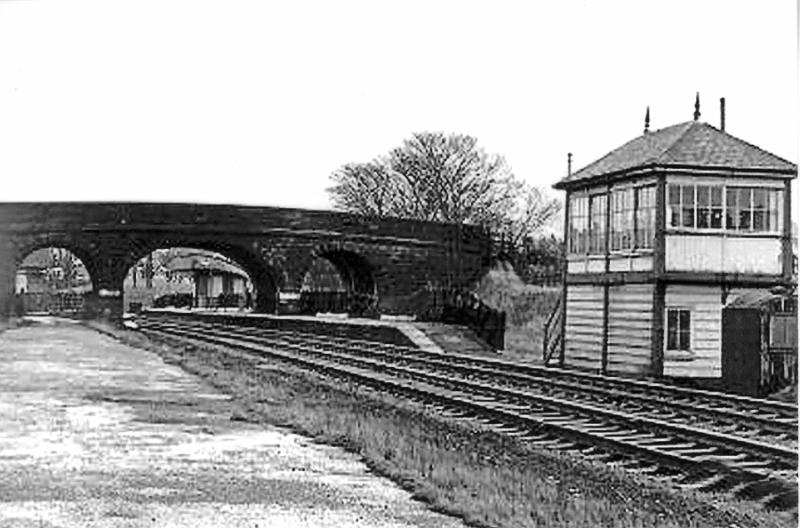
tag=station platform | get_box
[139,308,497,357]
[0,317,465,528]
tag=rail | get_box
[134,313,799,510]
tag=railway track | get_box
[139,312,798,444]
[134,313,799,510]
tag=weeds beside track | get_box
[136,313,798,512]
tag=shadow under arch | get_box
[125,242,279,314]
[303,246,377,315]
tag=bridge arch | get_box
[14,235,99,283]
[123,240,280,314]
[0,202,492,319]
[299,244,377,315]
[12,244,95,316]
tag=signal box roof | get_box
[555,120,797,190]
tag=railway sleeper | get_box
[600,433,658,444]
[676,473,728,491]
[520,433,552,443]
[630,437,680,446]
[538,417,586,427]
[140,321,797,498]
[670,446,719,457]
[576,424,626,433]
[595,429,641,439]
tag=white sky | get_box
[0,0,797,211]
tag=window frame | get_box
[665,307,692,352]
[667,182,783,235]
[634,185,656,250]
[567,194,589,255]
[725,186,783,234]
[588,192,607,255]
[610,186,635,252]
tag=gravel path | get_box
[0,318,466,528]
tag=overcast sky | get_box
[0,1,796,211]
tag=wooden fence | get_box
[298,290,378,317]
[421,288,506,351]
[17,291,86,315]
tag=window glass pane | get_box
[726,208,738,230]
[752,210,766,231]
[710,208,723,229]
[769,190,781,232]
[569,195,588,254]
[667,310,678,350]
[679,328,691,350]
[769,210,779,232]
[711,186,722,206]
[682,185,694,206]
[679,310,690,331]
[669,205,680,227]
[668,185,680,205]
[738,188,752,209]
[635,186,655,249]
[697,208,710,228]
[753,188,767,208]
[682,206,695,228]
[725,189,738,230]
[768,189,780,210]
[667,328,678,350]
[624,192,634,249]
[638,187,651,206]
[697,185,709,206]
[611,188,633,251]
[589,194,606,254]
[726,188,737,208]
[679,310,691,350]
[739,209,751,230]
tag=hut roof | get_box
[165,254,247,277]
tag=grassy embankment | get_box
[87,320,792,528]
[474,261,560,361]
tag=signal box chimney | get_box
[720,97,726,131]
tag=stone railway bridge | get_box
[0,202,491,319]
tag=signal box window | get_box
[666,308,691,351]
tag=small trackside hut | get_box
[547,96,796,392]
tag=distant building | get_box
[167,254,251,308]
[124,249,253,311]
[550,98,796,390]
[15,248,91,294]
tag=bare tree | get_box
[496,183,562,247]
[328,131,561,243]
[328,162,410,218]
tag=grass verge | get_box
[474,263,560,361]
[87,321,795,528]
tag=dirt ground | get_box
[0,318,466,528]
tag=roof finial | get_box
[693,92,701,121]
[644,106,650,133]
[567,152,572,177]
